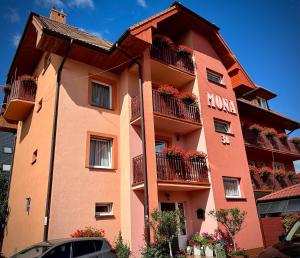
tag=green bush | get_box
[115,232,131,258]
[282,214,299,233]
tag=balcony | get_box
[132,153,210,191]
[4,77,37,121]
[131,90,201,135]
[242,129,300,159]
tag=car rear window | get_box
[93,240,103,251]
[73,240,95,257]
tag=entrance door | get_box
[160,202,187,251]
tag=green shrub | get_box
[115,232,131,258]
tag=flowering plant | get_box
[291,137,300,145]
[162,146,185,158]
[153,34,174,48]
[287,171,296,180]
[157,84,179,97]
[185,150,207,161]
[179,91,197,105]
[177,45,193,56]
[274,169,285,179]
[278,132,288,140]
[70,227,105,238]
[258,166,272,177]
[249,165,258,176]
[262,128,278,138]
[249,124,263,135]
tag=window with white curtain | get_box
[89,137,112,168]
[223,177,241,198]
[91,81,112,109]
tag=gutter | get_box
[116,45,151,246]
[43,38,74,241]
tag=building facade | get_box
[1,3,299,257]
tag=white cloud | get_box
[12,34,21,47]
[5,8,20,23]
[68,0,94,9]
[294,160,300,173]
[35,0,64,9]
[137,0,146,8]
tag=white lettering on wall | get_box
[207,92,237,115]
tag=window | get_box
[95,203,113,216]
[43,244,71,258]
[207,69,223,85]
[72,241,95,257]
[93,240,103,251]
[256,97,268,109]
[3,147,12,154]
[223,177,241,198]
[214,119,230,133]
[91,81,112,109]
[2,164,11,172]
[89,137,112,168]
[155,140,167,153]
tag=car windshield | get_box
[11,245,51,258]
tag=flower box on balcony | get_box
[249,165,258,176]
[157,84,179,97]
[153,34,174,48]
[278,132,288,141]
[262,128,278,138]
[179,91,197,105]
[185,150,206,161]
[287,171,296,181]
[177,45,193,57]
[249,124,263,135]
[162,146,185,159]
[258,166,272,178]
[274,170,285,180]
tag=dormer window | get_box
[256,97,268,109]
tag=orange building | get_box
[1,2,299,257]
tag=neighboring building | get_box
[0,131,15,177]
[1,3,299,257]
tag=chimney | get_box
[49,7,67,24]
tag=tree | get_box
[149,209,184,257]
[114,232,131,258]
[208,208,247,251]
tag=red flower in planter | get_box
[278,132,288,140]
[258,166,273,177]
[157,85,179,97]
[249,124,264,134]
[274,169,285,180]
[70,227,105,238]
[291,137,300,145]
[185,150,207,161]
[177,45,193,55]
[262,128,278,138]
[179,91,197,105]
[287,171,296,180]
[249,165,258,176]
[162,146,185,158]
[153,34,174,48]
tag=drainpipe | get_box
[116,44,151,245]
[43,39,73,241]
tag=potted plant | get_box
[287,171,296,181]
[185,150,206,161]
[175,250,186,258]
[177,45,193,57]
[162,146,185,159]
[227,248,246,258]
[278,132,288,141]
[157,85,179,97]
[192,233,203,256]
[20,74,37,86]
[179,92,197,105]
[274,169,285,180]
[152,34,175,49]
[262,128,277,138]
[199,232,215,257]
[291,137,300,145]
[258,166,272,178]
[70,226,105,238]
[114,232,131,258]
[249,165,258,176]
[3,85,11,95]
[249,124,263,135]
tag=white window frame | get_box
[3,147,12,154]
[256,97,268,109]
[2,164,11,172]
[223,177,241,199]
[89,137,112,169]
[95,203,113,217]
[91,80,112,109]
[214,119,230,134]
[207,70,223,85]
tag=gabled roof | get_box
[241,85,277,100]
[258,183,300,202]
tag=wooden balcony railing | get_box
[131,90,201,124]
[8,78,37,104]
[150,45,194,74]
[133,153,209,185]
[242,128,300,157]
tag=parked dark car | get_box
[258,219,300,258]
[10,237,116,258]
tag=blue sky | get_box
[0,0,299,169]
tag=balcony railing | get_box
[8,78,37,104]
[242,129,300,157]
[131,90,201,124]
[150,45,194,74]
[133,153,209,185]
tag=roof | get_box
[241,85,277,100]
[35,15,113,50]
[258,183,300,202]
